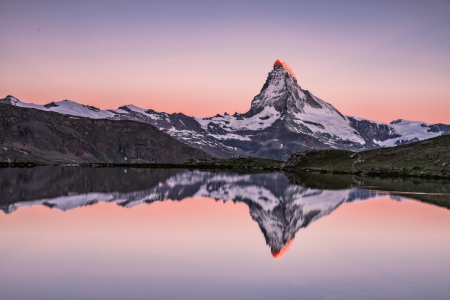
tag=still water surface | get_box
[1,167,449,300]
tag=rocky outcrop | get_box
[348,117,401,142]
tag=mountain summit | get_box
[274,58,297,81]
[246,59,347,120]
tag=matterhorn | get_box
[2,59,449,160]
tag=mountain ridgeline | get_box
[0,104,210,164]
[2,59,450,161]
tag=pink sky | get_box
[1,0,449,124]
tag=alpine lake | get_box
[1,166,449,300]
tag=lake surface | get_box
[1,167,449,300]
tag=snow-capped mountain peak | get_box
[1,95,20,105]
[247,59,344,120]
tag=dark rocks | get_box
[44,102,59,109]
[348,117,401,142]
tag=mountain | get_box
[348,117,450,146]
[1,167,391,258]
[2,59,449,160]
[0,104,211,164]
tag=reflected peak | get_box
[271,238,295,260]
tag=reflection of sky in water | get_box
[0,168,450,299]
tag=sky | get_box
[1,0,450,123]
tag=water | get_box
[1,167,449,300]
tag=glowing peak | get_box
[271,238,295,260]
[274,59,297,82]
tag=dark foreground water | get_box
[1,167,449,300]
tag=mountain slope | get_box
[0,104,211,164]
[284,134,450,178]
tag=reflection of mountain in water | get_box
[1,168,405,258]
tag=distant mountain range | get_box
[2,59,449,160]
